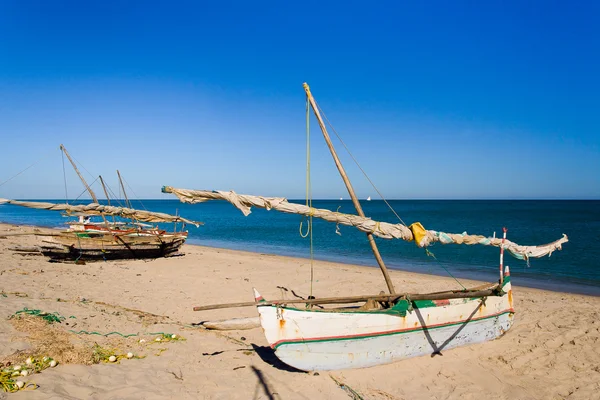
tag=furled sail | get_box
[161,186,567,260]
[0,198,202,227]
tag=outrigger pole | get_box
[303,83,396,294]
[192,286,501,311]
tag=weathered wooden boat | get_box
[163,83,568,371]
[0,145,200,261]
[0,198,197,261]
[252,275,512,370]
[41,230,188,260]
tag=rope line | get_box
[71,176,101,204]
[61,151,69,204]
[305,96,315,297]
[0,150,55,188]
[123,175,148,211]
[317,104,408,227]
[105,183,127,208]
[70,153,98,187]
[69,330,179,338]
[424,249,466,290]
[315,101,468,287]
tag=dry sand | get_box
[0,222,599,400]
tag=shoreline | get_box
[2,220,598,297]
[1,222,600,399]
[189,238,600,297]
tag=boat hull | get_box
[40,231,187,261]
[256,270,514,371]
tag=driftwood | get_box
[193,286,501,311]
[0,232,62,237]
[200,317,261,330]
[8,246,43,253]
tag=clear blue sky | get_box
[0,1,598,200]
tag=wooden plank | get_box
[200,317,261,330]
[192,286,501,311]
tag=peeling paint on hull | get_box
[256,278,514,371]
[272,311,513,370]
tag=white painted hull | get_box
[255,270,514,371]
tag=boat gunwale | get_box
[256,277,511,314]
[269,307,515,349]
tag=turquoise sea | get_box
[1,199,598,295]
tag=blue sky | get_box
[0,1,598,200]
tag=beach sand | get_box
[1,222,599,399]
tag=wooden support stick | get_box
[0,232,63,237]
[192,287,500,311]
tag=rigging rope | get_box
[0,150,55,188]
[61,151,69,204]
[298,96,315,297]
[121,174,145,227]
[71,153,98,186]
[315,102,466,287]
[317,104,408,227]
[71,177,101,204]
[123,175,148,211]
[424,249,466,290]
[105,182,127,208]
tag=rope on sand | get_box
[11,308,68,324]
[330,374,364,400]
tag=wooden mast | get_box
[116,170,132,209]
[99,175,117,225]
[303,83,396,294]
[60,144,99,203]
[98,176,111,206]
[59,144,109,228]
[116,170,141,228]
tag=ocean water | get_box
[1,199,598,295]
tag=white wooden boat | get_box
[164,83,567,371]
[253,269,513,370]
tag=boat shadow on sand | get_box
[251,365,280,400]
[415,299,485,357]
[251,343,304,373]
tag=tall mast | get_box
[60,144,99,203]
[98,176,111,206]
[303,83,396,294]
[116,170,131,209]
[99,175,116,225]
[59,144,108,228]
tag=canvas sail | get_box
[0,198,201,227]
[161,186,567,260]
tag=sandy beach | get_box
[1,222,599,400]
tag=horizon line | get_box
[7,197,600,202]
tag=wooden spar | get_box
[99,175,117,224]
[116,170,132,209]
[303,83,396,294]
[59,144,109,228]
[499,227,507,285]
[0,232,63,237]
[98,176,111,206]
[60,145,99,202]
[192,287,500,311]
[200,317,261,330]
